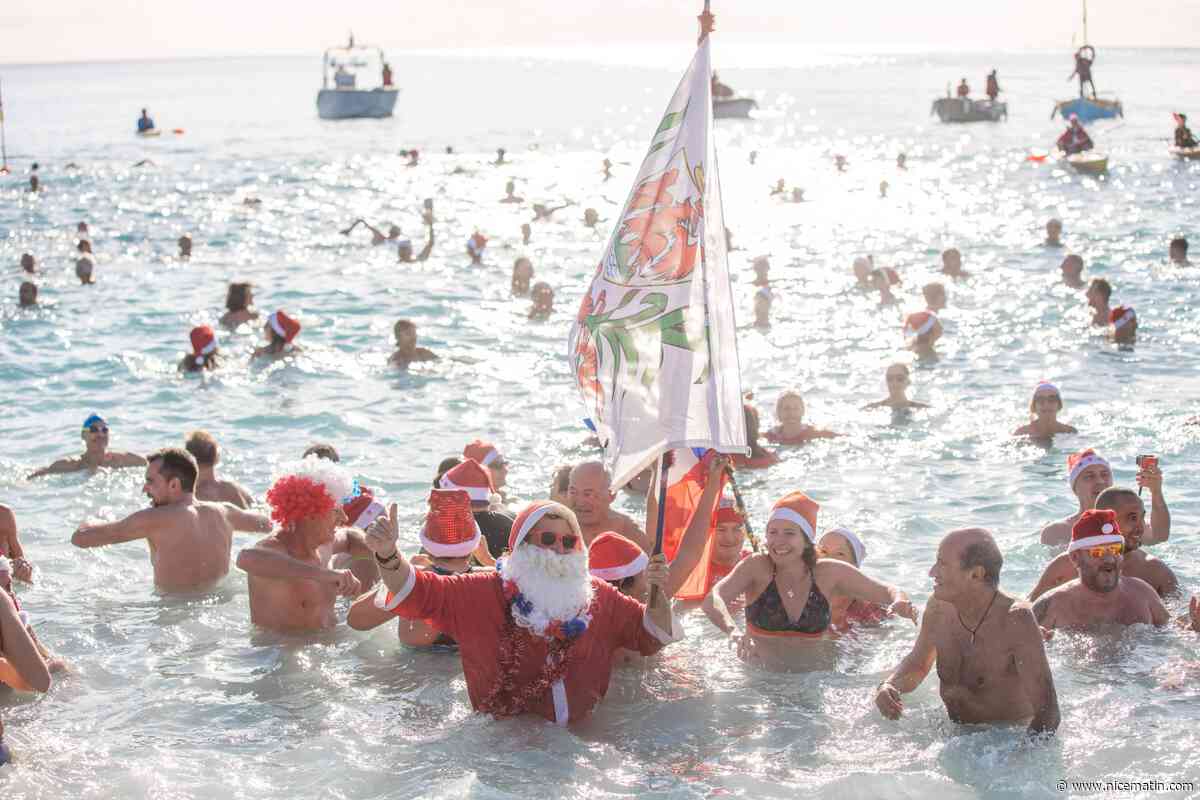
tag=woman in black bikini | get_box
[702,491,918,669]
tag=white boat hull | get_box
[931,97,1007,123]
[1063,152,1109,175]
[713,97,757,119]
[317,88,399,119]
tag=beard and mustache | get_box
[502,544,594,636]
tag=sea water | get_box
[1,45,1199,799]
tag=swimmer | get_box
[388,319,437,368]
[132,159,155,168]
[529,282,555,320]
[253,310,302,358]
[500,180,523,203]
[0,590,51,763]
[753,286,772,328]
[765,390,840,444]
[897,152,907,170]
[1086,278,1111,326]
[817,527,888,628]
[236,458,363,633]
[1013,382,1077,439]
[18,281,37,307]
[340,219,403,245]
[732,403,780,470]
[511,257,534,296]
[863,363,930,410]
[185,430,254,509]
[467,232,488,264]
[75,256,95,284]
[791,187,805,203]
[749,150,758,165]
[549,464,572,505]
[436,458,510,560]
[531,201,571,221]
[879,180,889,198]
[567,461,650,551]
[602,158,613,180]
[220,282,258,328]
[1108,305,1136,344]
[178,234,192,259]
[1060,254,1085,289]
[1029,487,1178,600]
[398,207,435,263]
[903,310,942,358]
[1044,218,1064,248]
[179,325,219,372]
[941,247,968,279]
[703,492,916,671]
[871,269,898,306]
[0,506,33,582]
[750,256,770,287]
[76,239,92,255]
[852,256,873,288]
[72,448,271,591]
[1032,510,1169,631]
[28,414,147,478]
[583,208,600,228]
[463,440,509,493]
[494,147,507,165]
[876,528,1059,735]
[770,178,786,196]
[520,223,532,245]
[404,149,419,167]
[19,253,35,274]
[1169,237,1190,266]
[834,154,847,172]
[242,197,262,207]
[77,221,89,237]
[923,281,947,312]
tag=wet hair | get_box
[1046,218,1062,231]
[148,448,198,492]
[1088,278,1111,301]
[184,430,218,466]
[434,456,463,488]
[1061,254,1084,274]
[226,282,252,312]
[1170,237,1188,255]
[394,319,417,338]
[303,443,340,462]
[959,538,1002,587]
[552,464,572,494]
[922,282,945,304]
[1095,486,1140,511]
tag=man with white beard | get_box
[364,499,678,725]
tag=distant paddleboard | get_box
[137,129,162,137]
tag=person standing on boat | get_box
[711,72,734,99]
[1070,46,1096,99]
[137,108,155,133]
[985,70,1000,102]
[1174,113,1198,148]
[381,62,393,88]
[1056,115,1093,156]
[956,78,969,98]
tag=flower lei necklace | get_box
[496,558,591,642]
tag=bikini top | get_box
[746,568,831,635]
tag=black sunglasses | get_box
[538,531,578,550]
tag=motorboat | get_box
[931,97,1007,123]
[713,96,757,119]
[1062,151,1108,175]
[317,35,399,120]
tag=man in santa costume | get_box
[364,499,678,724]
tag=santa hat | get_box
[268,310,301,343]
[266,456,355,527]
[903,311,938,340]
[714,495,745,525]
[1067,448,1109,487]
[419,489,482,558]
[1068,508,1124,553]
[768,491,818,543]
[588,531,648,582]
[190,325,218,365]
[463,439,501,467]
[824,526,866,567]
[467,232,488,257]
[438,459,494,503]
[343,488,385,530]
[1109,306,1136,329]
[508,500,581,552]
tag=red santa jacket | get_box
[378,569,673,724]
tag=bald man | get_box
[567,462,650,552]
[876,528,1059,736]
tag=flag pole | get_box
[725,470,760,553]
[0,77,9,175]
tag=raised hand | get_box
[363,503,399,559]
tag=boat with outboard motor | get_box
[932,96,1007,123]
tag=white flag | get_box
[568,38,747,489]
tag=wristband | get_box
[374,549,399,566]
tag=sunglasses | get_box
[607,575,637,593]
[534,531,579,550]
[1086,543,1123,558]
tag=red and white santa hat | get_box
[823,526,867,567]
[437,459,494,503]
[1067,448,1109,487]
[268,310,301,343]
[1068,508,1124,553]
[588,531,648,582]
[420,489,482,558]
[1109,306,1136,329]
[467,232,488,257]
[190,325,218,365]
[508,499,581,552]
[768,491,819,543]
[714,495,745,526]
[463,439,502,467]
[343,488,385,530]
[903,310,938,340]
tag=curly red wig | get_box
[265,475,336,527]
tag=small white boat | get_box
[931,97,1007,123]
[1169,146,1200,160]
[1063,151,1109,175]
[317,35,398,120]
[714,97,757,119]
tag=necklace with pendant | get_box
[957,590,999,645]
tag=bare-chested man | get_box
[184,430,254,509]
[1030,487,1177,600]
[1039,449,1168,546]
[29,414,147,479]
[876,528,1059,736]
[71,448,270,591]
[1032,509,1169,630]
[567,462,650,552]
[235,458,363,633]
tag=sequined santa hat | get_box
[420,489,482,558]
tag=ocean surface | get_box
[2,44,1200,799]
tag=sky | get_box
[1,0,1198,65]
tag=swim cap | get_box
[82,414,107,432]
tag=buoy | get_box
[173,128,185,135]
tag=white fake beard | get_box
[502,545,594,636]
